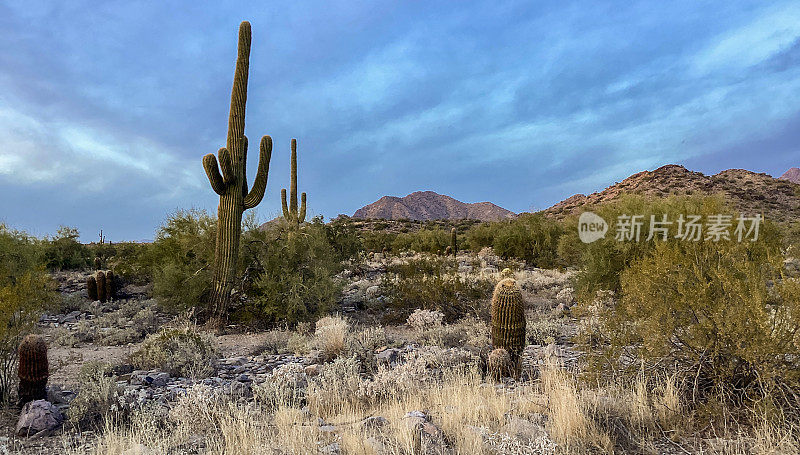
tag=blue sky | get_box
[0,1,799,241]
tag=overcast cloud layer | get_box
[1,1,799,241]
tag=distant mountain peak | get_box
[780,167,800,184]
[353,190,516,221]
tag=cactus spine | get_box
[490,277,526,369]
[202,21,272,327]
[17,334,48,405]
[281,139,306,226]
[450,227,458,256]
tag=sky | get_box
[0,1,799,241]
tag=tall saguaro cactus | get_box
[203,21,272,327]
[281,139,307,226]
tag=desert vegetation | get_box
[2,19,800,455]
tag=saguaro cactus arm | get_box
[244,135,273,209]
[281,188,290,218]
[203,152,227,195]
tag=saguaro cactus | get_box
[450,227,458,256]
[281,139,306,226]
[18,334,48,405]
[202,21,272,327]
[490,277,526,368]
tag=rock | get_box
[376,348,401,366]
[365,285,381,299]
[16,400,64,437]
[112,364,135,376]
[404,410,447,454]
[150,372,170,388]
[121,443,152,455]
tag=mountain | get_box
[545,164,800,223]
[353,191,516,221]
[780,167,800,184]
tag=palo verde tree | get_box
[202,21,272,327]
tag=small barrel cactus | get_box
[18,334,48,405]
[105,271,116,301]
[94,257,102,270]
[96,271,107,303]
[490,277,526,367]
[86,276,98,301]
[487,347,513,380]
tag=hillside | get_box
[353,190,516,221]
[781,167,800,184]
[545,164,800,223]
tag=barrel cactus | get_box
[487,347,513,380]
[87,276,98,301]
[281,139,307,226]
[490,277,526,368]
[105,271,116,301]
[202,21,273,327]
[96,271,107,303]
[17,334,48,405]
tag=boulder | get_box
[16,400,63,437]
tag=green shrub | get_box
[380,256,493,322]
[561,195,740,303]
[129,326,218,377]
[465,222,498,252]
[491,213,563,267]
[42,226,89,270]
[324,216,364,261]
[0,224,54,402]
[589,234,799,413]
[360,230,396,253]
[240,218,343,326]
[149,209,216,312]
[392,228,450,254]
[69,361,120,429]
[98,241,152,284]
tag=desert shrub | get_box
[41,226,90,270]
[149,209,216,313]
[406,308,444,332]
[240,217,342,326]
[312,315,348,360]
[561,195,740,303]
[102,241,153,285]
[465,222,498,252]
[527,317,564,345]
[492,213,564,267]
[0,224,55,402]
[69,361,121,429]
[589,236,799,416]
[392,228,451,254]
[381,256,493,322]
[253,363,307,410]
[324,216,364,260]
[129,326,218,377]
[359,230,396,253]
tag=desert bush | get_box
[69,361,121,429]
[359,230,396,253]
[240,217,342,326]
[149,209,216,313]
[406,308,444,331]
[465,222,498,252]
[101,241,152,285]
[42,226,90,270]
[527,317,564,345]
[561,195,747,303]
[312,315,348,360]
[0,224,54,402]
[253,363,307,410]
[392,228,450,254]
[492,213,564,267]
[381,256,493,322]
[589,235,799,417]
[129,326,218,377]
[323,216,364,260]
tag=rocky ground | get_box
[2,251,588,454]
